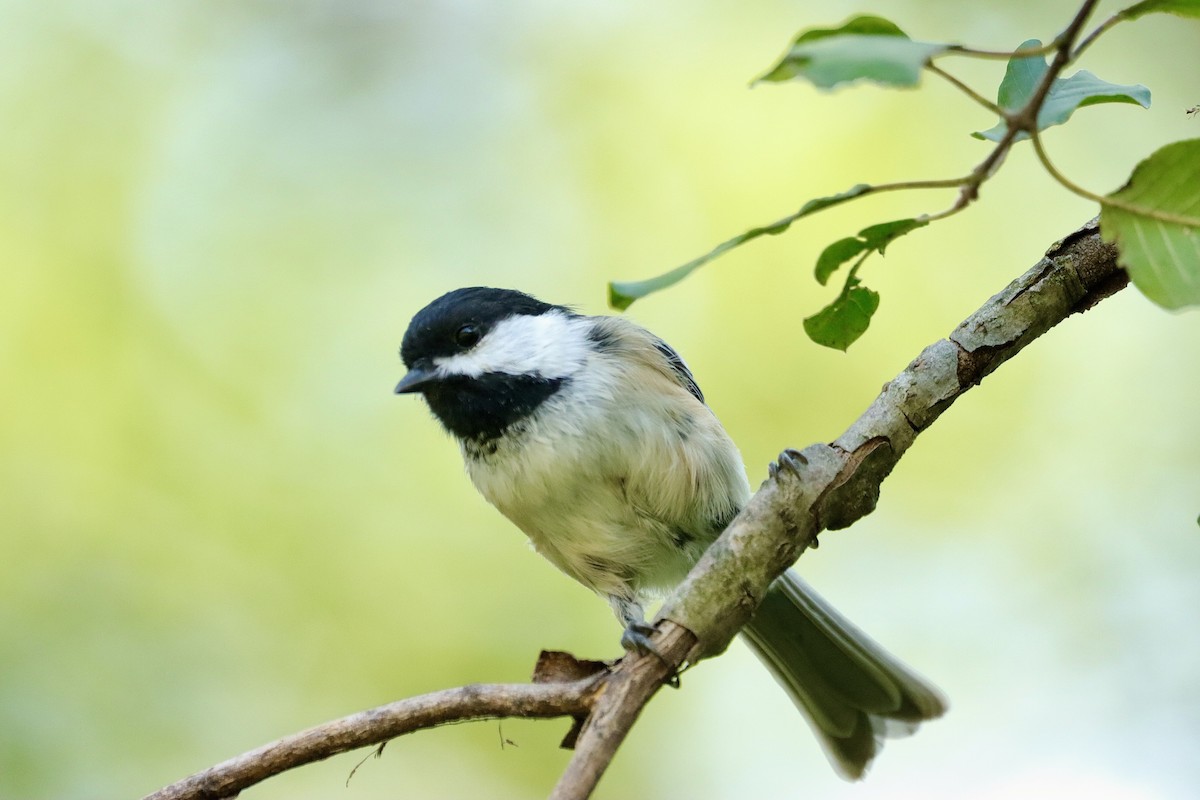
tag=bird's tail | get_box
[740,569,947,780]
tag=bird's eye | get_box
[454,324,481,348]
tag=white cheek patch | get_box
[434,311,588,380]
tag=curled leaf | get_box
[973,39,1150,142]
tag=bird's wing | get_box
[583,316,749,552]
[651,337,704,404]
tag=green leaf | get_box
[1100,139,1200,309]
[814,217,928,284]
[608,183,873,309]
[1119,0,1200,20]
[803,285,881,350]
[858,217,930,253]
[757,15,949,89]
[805,216,925,347]
[792,14,909,44]
[973,40,1151,142]
[815,238,867,285]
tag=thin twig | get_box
[1011,0,1099,130]
[1071,11,1124,60]
[924,0,1099,222]
[143,680,600,800]
[614,0,1113,307]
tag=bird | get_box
[394,286,946,779]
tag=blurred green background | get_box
[2,1,1198,798]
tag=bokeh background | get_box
[2,1,1198,798]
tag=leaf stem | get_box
[944,41,1058,60]
[926,63,1002,114]
[843,250,873,295]
[1030,129,1200,228]
[1028,129,1106,204]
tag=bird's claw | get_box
[620,622,660,657]
[620,622,682,687]
[770,448,807,479]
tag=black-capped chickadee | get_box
[395,286,945,779]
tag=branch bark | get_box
[145,219,1124,800]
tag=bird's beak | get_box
[394,365,440,394]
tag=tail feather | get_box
[741,570,946,780]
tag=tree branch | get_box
[660,217,1123,661]
[145,219,1124,800]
